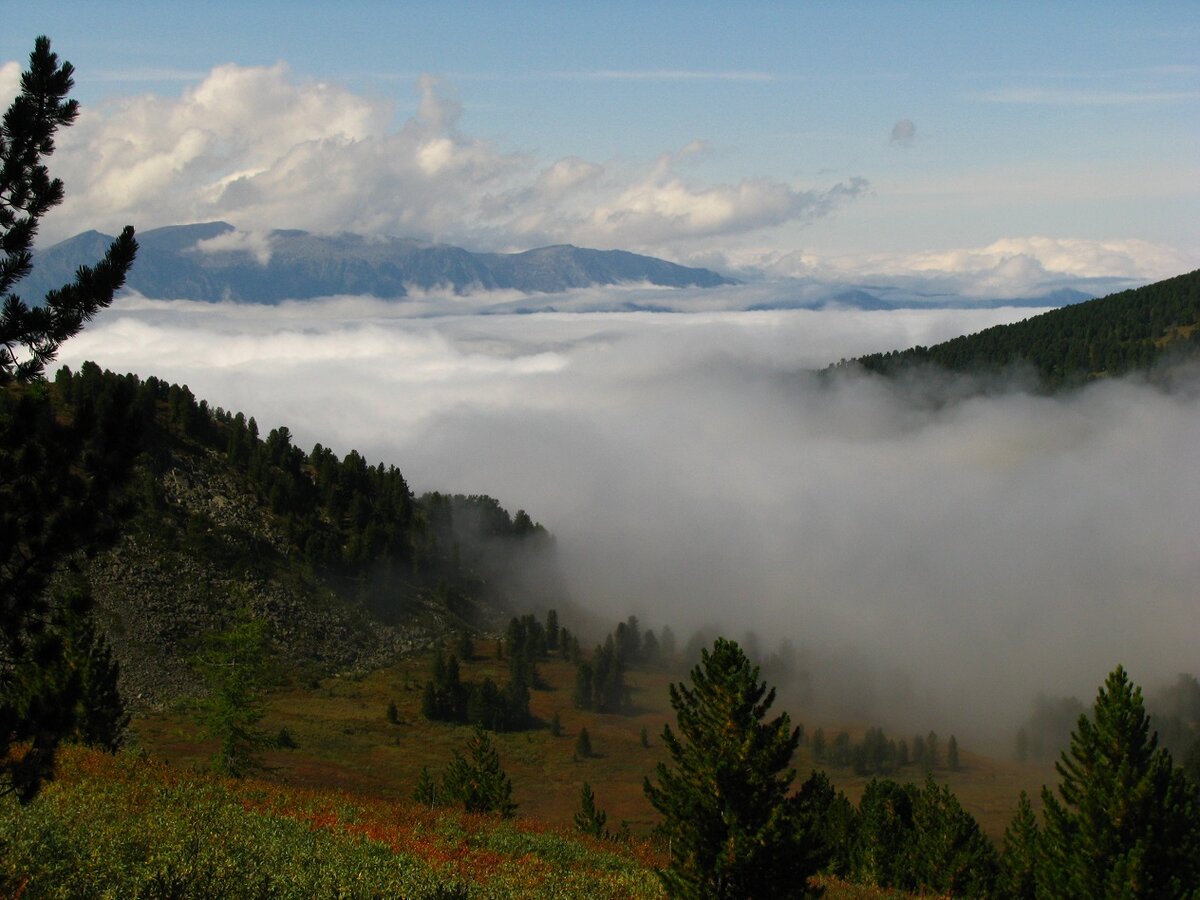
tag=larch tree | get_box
[643,637,824,899]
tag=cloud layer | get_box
[29,62,862,257]
[56,293,1200,743]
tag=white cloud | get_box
[193,228,275,265]
[737,236,1195,299]
[0,61,20,107]
[40,61,862,257]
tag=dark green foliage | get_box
[844,269,1200,389]
[275,727,296,749]
[550,711,561,737]
[947,734,959,770]
[643,638,822,899]
[441,724,516,817]
[1038,665,1200,898]
[62,599,128,752]
[456,630,474,661]
[850,778,915,889]
[640,725,649,748]
[908,777,998,897]
[386,700,399,724]
[1000,790,1038,900]
[575,726,592,759]
[850,726,899,776]
[796,770,854,877]
[574,781,608,838]
[423,634,533,732]
[849,776,997,897]
[192,611,272,777]
[0,37,137,802]
[412,765,439,807]
[0,38,137,385]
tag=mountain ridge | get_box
[26,222,735,303]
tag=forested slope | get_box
[13,362,560,706]
[841,268,1200,388]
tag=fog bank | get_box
[59,291,1200,744]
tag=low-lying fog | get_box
[60,288,1200,747]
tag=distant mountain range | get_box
[24,222,735,303]
[25,222,1111,312]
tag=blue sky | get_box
[3,1,1198,296]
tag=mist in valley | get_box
[59,288,1200,750]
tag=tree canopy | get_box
[643,637,824,899]
[1038,665,1200,898]
[1,35,136,802]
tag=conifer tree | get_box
[63,602,128,751]
[442,724,516,817]
[1000,790,1038,900]
[643,637,822,899]
[1,35,137,802]
[947,734,959,771]
[193,611,271,777]
[1038,665,1200,897]
[574,780,608,837]
[575,726,592,759]
[412,765,438,807]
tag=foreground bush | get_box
[0,746,661,898]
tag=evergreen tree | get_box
[550,711,562,737]
[0,38,137,384]
[575,726,592,759]
[1038,665,1200,898]
[62,601,128,751]
[441,724,516,817]
[909,776,998,897]
[412,765,438,807]
[0,36,137,802]
[574,780,608,837]
[947,734,960,771]
[386,699,399,724]
[1000,790,1038,900]
[192,611,272,778]
[643,637,822,899]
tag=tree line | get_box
[839,268,1200,389]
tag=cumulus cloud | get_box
[56,293,1200,744]
[890,118,916,147]
[35,61,864,256]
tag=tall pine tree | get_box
[0,35,137,802]
[643,637,823,899]
[1038,665,1200,898]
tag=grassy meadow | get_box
[3,640,1063,897]
[132,642,1053,842]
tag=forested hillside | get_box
[15,362,560,706]
[841,269,1200,388]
